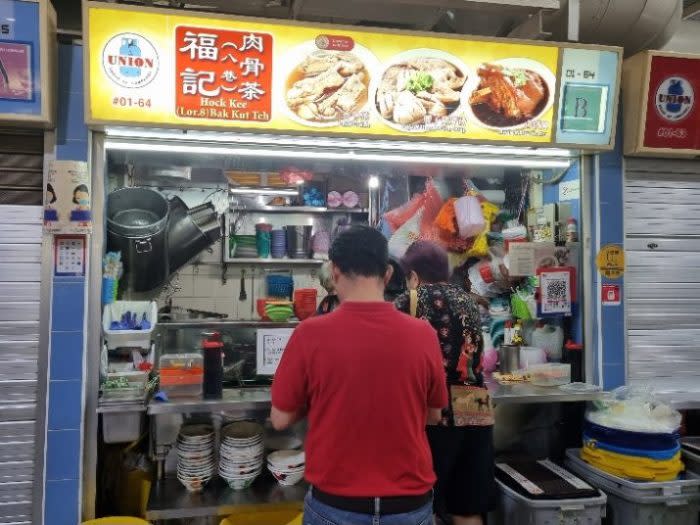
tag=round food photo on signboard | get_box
[465,58,556,130]
[373,49,472,132]
[280,40,379,127]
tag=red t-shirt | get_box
[271,301,448,497]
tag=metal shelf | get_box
[224,258,324,265]
[238,206,368,214]
[146,476,306,521]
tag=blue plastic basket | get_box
[267,275,294,298]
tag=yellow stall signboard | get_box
[84,2,619,145]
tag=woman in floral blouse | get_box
[395,241,496,525]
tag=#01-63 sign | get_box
[85,2,621,148]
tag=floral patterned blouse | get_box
[395,283,484,426]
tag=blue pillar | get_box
[589,120,626,390]
[42,43,89,525]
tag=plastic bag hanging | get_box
[454,194,486,239]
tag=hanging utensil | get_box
[250,268,255,316]
[239,269,247,301]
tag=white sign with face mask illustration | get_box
[43,160,92,234]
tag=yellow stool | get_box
[219,502,303,525]
[82,518,150,525]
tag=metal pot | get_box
[284,225,313,259]
[167,197,221,273]
[107,187,169,292]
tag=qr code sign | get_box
[541,271,572,315]
[546,280,567,301]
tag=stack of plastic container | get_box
[159,354,204,398]
[582,388,685,482]
[564,387,700,525]
[581,419,683,482]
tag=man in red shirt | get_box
[271,226,447,525]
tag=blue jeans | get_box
[303,491,434,525]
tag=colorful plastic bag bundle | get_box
[582,388,684,481]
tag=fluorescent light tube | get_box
[105,128,578,159]
[229,187,299,196]
[105,140,573,169]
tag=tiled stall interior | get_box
[166,242,325,319]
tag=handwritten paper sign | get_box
[256,328,294,375]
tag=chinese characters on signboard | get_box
[175,26,273,122]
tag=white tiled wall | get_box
[166,240,326,320]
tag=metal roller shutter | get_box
[624,157,700,393]
[0,131,43,206]
[0,130,43,524]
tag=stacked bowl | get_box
[176,424,215,492]
[255,223,272,258]
[294,289,318,320]
[219,421,265,490]
[271,230,287,259]
[232,235,258,259]
[267,450,305,486]
[265,301,294,322]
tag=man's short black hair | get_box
[329,225,389,279]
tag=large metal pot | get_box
[284,225,313,259]
[107,187,170,292]
[168,197,221,273]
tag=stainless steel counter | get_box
[148,388,272,415]
[158,320,299,329]
[485,375,605,404]
[146,476,306,521]
[146,378,604,416]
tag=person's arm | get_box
[270,406,306,430]
[427,407,442,425]
[270,327,309,431]
[425,329,448,425]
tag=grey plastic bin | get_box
[565,448,700,525]
[493,478,607,525]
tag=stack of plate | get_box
[271,230,286,259]
[219,421,264,490]
[267,450,305,486]
[232,235,258,258]
[176,424,215,492]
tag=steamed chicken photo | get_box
[376,56,467,128]
[469,63,548,127]
[285,50,369,124]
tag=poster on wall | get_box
[84,2,621,148]
[0,41,33,101]
[43,160,92,234]
[0,0,54,125]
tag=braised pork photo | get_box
[469,63,549,127]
